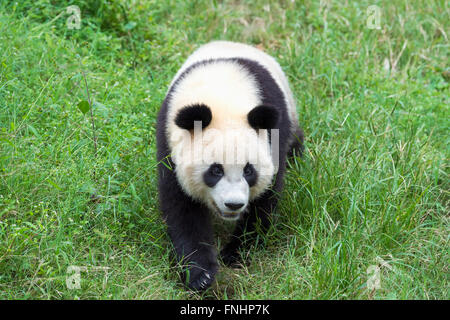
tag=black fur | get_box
[175,104,212,130]
[156,57,304,291]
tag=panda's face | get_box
[171,126,276,220]
[202,162,257,220]
[169,95,280,221]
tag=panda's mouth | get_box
[212,202,241,221]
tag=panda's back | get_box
[169,41,298,124]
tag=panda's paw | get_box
[187,265,217,291]
[220,247,244,268]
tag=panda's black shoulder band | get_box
[175,104,212,130]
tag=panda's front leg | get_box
[162,189,218,291]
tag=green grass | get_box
[0,0,448,299]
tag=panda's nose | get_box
[225,202,245,211]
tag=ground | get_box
[0,0,448,299]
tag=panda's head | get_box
[170,103,279,221]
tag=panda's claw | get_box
[188,270,216,291]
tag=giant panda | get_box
[156,41,303,291]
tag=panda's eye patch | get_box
[210,164,224,177]
[243,164,254,176]
[243,163,257,187]
[203,163,224,187]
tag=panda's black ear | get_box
[175,104,212,130]
[247,105,279,130]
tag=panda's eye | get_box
[243,163,254,176]
[210,164,224,177]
